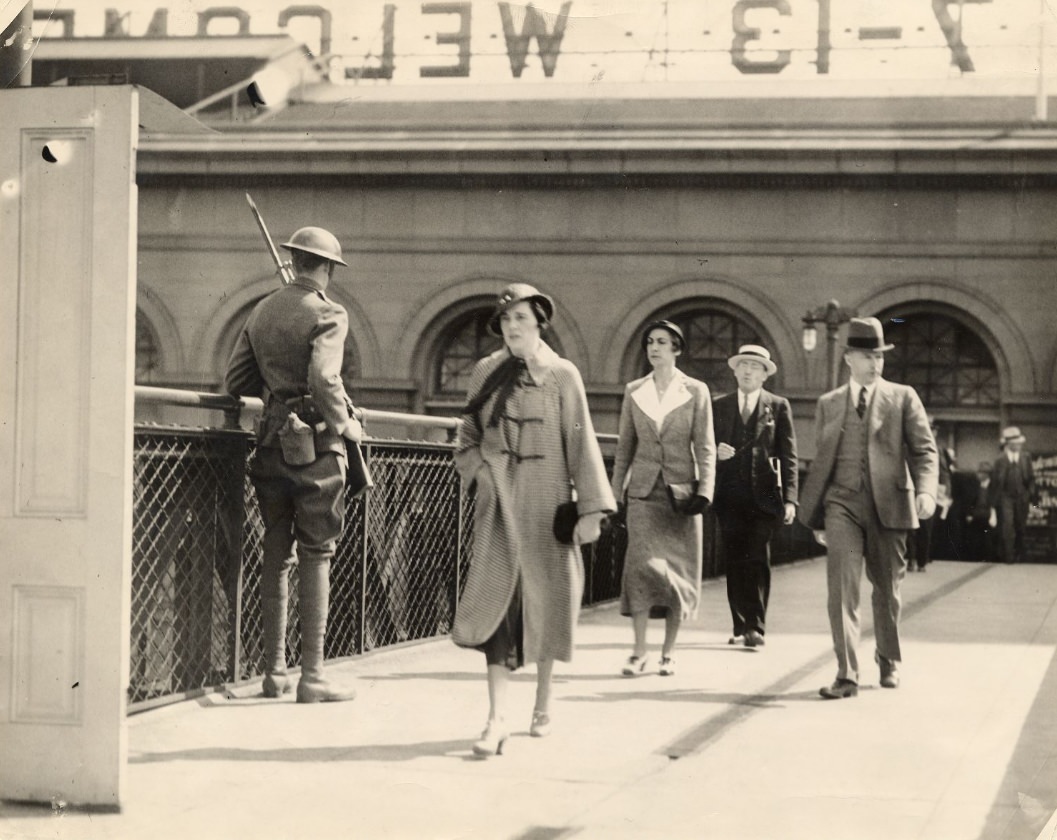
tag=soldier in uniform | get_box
[225,226,362,703]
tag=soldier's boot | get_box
[296,556,356,703]
[261,595,292,697]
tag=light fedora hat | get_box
[1000,426,1026,446]
[844,316,895,352]
[728,344,777,376]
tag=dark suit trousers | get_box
[997,495,1029,563]
[823,484,907,683]
[718,503,778,636]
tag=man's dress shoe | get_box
[819,678,859,699]
[876,652,900,688]
[745,630,765,648]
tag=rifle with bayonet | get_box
[244,192,374,499]
[246,193,296,285]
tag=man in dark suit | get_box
[988,427,1037,564]
[799,317,938,699]
[964,461,997,561]
[712,345,798,649]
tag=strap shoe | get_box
[621,655,649,677]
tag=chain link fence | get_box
[130,415,627,711]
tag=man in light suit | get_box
[712,345,798,649]
[988,426,1037,564]
[799,317,938,699]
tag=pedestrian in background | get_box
[799,317,938,699]
[453,283,615,758]
[909,417,955,572]
[988,426,1037,564]
[609,321,716,678]
[225,226,361,703]
[965,461,997,561]
[712,345,798,649]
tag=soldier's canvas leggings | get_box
[250,447,355,702]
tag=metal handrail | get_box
[135,386,461,434]
[134,385,613,441]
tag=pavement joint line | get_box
[661,559,997,759]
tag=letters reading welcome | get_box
[52,1,985,79]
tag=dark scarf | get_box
[462,355,527,431]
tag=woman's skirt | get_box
[620,477,703,620]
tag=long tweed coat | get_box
[453,343,616,663]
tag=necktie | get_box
[741,397,752,425]
[856,387,867,419]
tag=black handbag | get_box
[665,481,699,515]
[553,501,579,545]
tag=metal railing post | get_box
[359,442,370,654]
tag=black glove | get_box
[684,495,711,516]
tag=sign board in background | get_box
[1026,453,1057,563]
[32,0,1057,86]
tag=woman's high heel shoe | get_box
[529,710,552,738]
[621,655,649,677]
[472,720,508,757]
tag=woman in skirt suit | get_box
[609,321,716,677]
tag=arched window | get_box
[135,311,161,384]
[433,308,503,397]
[879,309,999,407]
[624,301,769,393]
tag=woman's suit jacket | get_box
[609,371,716,503]
[798,378,938,531]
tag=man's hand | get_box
[813,530,827,547]
[988,508,998,528]
[716,442,736,461]
[915,493,937,520]
[573,512,607,545]
[783,502,797,526]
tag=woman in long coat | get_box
[453,283,615,758]
[609,321,716,677]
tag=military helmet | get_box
[280,226,348,266]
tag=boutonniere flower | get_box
[761,405,775,428]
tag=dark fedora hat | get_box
[641,320,686,352]
[487,283,555,336]
[844,317,894,352]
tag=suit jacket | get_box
[609,371,716,503]
[987,452,1036,507]
[798,378,938,531]
[712,389,798,519]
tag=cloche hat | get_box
[641,320,686,352]
[486,283,555,336]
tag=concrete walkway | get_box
[3,558,1057,840]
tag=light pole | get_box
[802,300,858,392]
